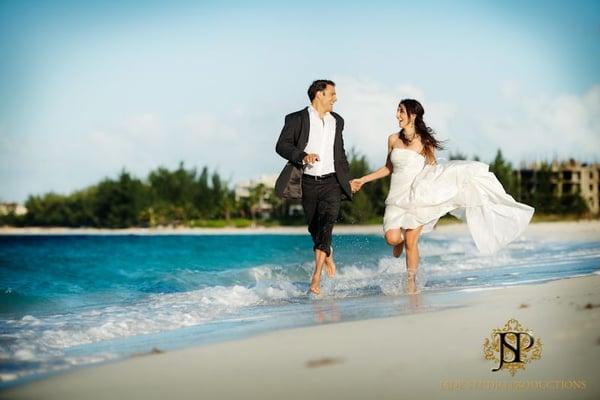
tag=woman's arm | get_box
[361,163,391,183]
[351,135,395,192]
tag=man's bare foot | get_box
[309,274,321,295]
[393,242,404,258]
[324,248,336,277]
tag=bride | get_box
[350,99,534,291]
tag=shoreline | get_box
[1,219,599,239]
[2,274,599,399]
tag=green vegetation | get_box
[0,150,595,228]
[4,163,240,228]
[339,149,389,224]
[488,150,519,196]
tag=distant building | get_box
[0,203,27,216]
[234,174,303,218]
[517,160,600,214]
[234,174,278,219]
[234,174,277,200]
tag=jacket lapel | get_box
[332,113,342,162]
[299,107,309,150]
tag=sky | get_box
[1,0,599,202]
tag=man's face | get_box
[317,84,337,112]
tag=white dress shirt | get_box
[303,105,336,176]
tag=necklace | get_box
[404,130,417,142]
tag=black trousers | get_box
[301,175,342,257]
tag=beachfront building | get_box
[0,203,27,216]
[234,174,303,219]
[516,160,600,214]
[234,174,278,219]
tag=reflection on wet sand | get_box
[312,300,341,324]
[311,280,423,323]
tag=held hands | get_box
[350,178,365,193]
[303,153,320,164]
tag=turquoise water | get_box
[1,231,599,385]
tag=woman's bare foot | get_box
[324,248,336,277]
[393,242,404,258]
[406,269,418,294]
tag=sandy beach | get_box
[1,219,600,240]
[2,274,599,400]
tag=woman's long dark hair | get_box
[398,99,444,164]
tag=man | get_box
[275,79,353,295]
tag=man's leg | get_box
[310,248,327,294]
[324,246,336,277]
[314,179,342,279]
[301,180,322,294]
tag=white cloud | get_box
[0,107,279,201]
[4,76,462,202]
[479,84,600,163]
[124,113,164,140]
[3,77,598,203]
[499,80,521,99]
[334,76,458,165]
[81,111,251,180]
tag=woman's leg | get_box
[384,228,405,258]
[404,226,423,293]
[404,226,423,270]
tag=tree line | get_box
[0,150,591,228]
[2,163,240,228]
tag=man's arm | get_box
[275,113,307,165]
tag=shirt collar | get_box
[308,105,331,118]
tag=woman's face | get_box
[396,104,412,130]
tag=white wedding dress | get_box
[383,148,534,254]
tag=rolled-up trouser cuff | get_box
[302,177,341,260]
[313,243,331,257]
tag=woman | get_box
[351,99,534,291]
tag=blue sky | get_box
[1,0,599,202]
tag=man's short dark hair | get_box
[307,80,335,102]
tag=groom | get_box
[275,79,353,295]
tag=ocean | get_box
[1,229,599,385]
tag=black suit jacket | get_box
[275,107,352,200]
